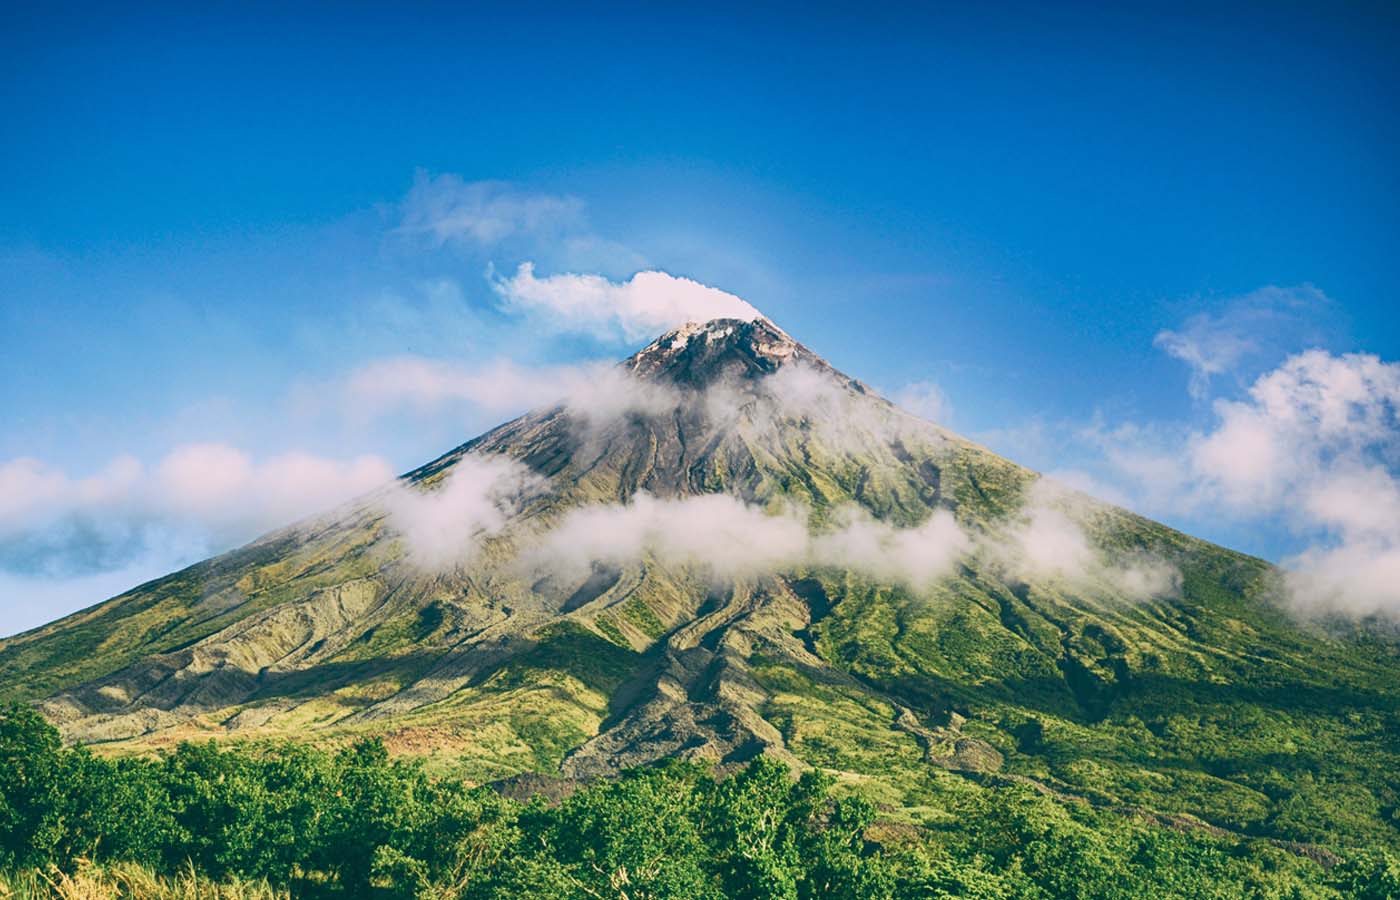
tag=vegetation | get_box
[0,862,286,900]
[4,324,1400,895]
[3,704,1399,899]
[790,562,1400,852]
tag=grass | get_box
[0,863,286,900]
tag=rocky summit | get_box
[1,316,1397,850]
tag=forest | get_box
[2,703,1397,900]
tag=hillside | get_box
[1,316,1397,855]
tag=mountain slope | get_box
[2,316,1397,852]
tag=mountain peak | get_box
[625,315,831,388]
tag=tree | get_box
[0,703,65,869]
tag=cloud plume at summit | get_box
[493,263,762,341]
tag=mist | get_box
[380,455,542,571]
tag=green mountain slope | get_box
[2,317,1397,855]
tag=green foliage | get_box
[801,559,1400,852]
[0,703,65,869]
[1332,848,1400,900]
[1,705,1390,898]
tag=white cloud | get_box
[528,492,812,584]
[1284,464,1400,616]
[381,455,541,571]
[1286,538,1400,621]
[753,362,947,456]
[153,445,395,533]
[0,446,394,577]
[892,380,952,424]
[994,479,1181,601]
[811,505,971,588]
[1073,348,1400,618]
[1153,325,1255,402]
[343,356,578,419]
[0,456,143,539]
[528,492,972,589]
[338,355,680,428]
[1190,351,1400,511]
[493,263,762,341]
[396,172,583,248]
[1191,351,1400,617]
[1153,284,1337,400]
[519,480,1173,602]
[1077,421,1198,514]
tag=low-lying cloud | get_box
[0,446,396,634]
[810,505,972,589]
[394,456,1176,605]
[996,480,1181,600]
[381,455,542,571]
[364,358,1178,603]
[521,485,1173,601]
[528,492,811,583]
[729,361,950,459]
[526,491,972,590]
[0,446,394,561]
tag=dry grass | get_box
[0,862,286,900]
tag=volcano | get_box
[2,316,1397,846]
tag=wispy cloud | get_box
[810,504,972,589]
[396,171,584,248]
[527,492,812,584]
[514,481,1173,601]
[1153,284,1338,400]
[381,455,541,571]
[995,478,1181,600]
[333,354,681,428]
[391,171,647,276]
[0,446,394,580]
[374,360,1176,603]
[891,380,952,424]
[524,491,971,589]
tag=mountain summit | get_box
[2,316,1397,847]
[627,316,819,384]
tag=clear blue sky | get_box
[3,2,1398,632]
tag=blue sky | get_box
[3,2,1399,634]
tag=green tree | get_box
[706,757,824,900]
[510,760,721,900]
[0,703,65,869]
[1332,848,1400,900]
